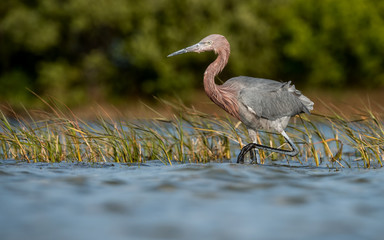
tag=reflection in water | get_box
[0,159,383,240]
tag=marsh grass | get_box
[0,98,383,168]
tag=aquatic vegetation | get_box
[0,99,382,168]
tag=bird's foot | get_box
[237,143,259,164]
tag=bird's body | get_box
[219,76,312,131]
[168,34,314,163]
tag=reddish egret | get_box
[168,34,314,163]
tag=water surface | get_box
[0,159,383,240]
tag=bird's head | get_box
[167,34,228,57]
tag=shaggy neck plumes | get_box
[203,46,240,119]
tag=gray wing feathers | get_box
[239,81,313,120]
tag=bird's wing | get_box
[238,82,308,120]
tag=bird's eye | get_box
[207,41,213,45]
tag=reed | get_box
[0,99,382,168]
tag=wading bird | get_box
[168,34,314,163]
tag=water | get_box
[0,159,383,240]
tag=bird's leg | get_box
[237,130,299,163]
[250,130,260,164]
[238,129,260,164]
[249,149,260,164]
[237,143,258,163]
[249,149,255,163]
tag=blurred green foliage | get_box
[1,0,384,106]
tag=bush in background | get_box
[1,0,384,106]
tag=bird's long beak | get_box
[167,43,201,57]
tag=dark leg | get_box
[248,149,259,164]
[240,129,260,164]
[249,149,255,163]
[237,130,299,164]
[237,143,259,163]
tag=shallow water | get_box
[0,159,383,240]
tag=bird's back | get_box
[225,76,283,90]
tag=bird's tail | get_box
[299,94,314,113]
[284,81,314,113]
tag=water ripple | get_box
[0,160,383,240]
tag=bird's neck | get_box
[203,48,240,119]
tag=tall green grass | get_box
[0,99,382,168]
